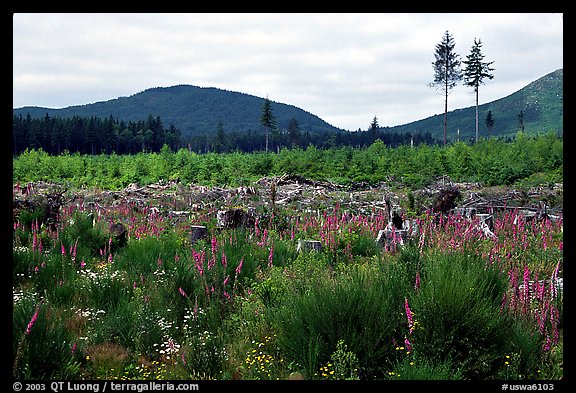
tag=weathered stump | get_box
[216,208,255,229]
[402,218,420,237]
[297,240,323,253]
[189,225,208,244]
[109,222,127,248]
[453,207,477,220]
[13,185,67,230]
[376,228,407,249]
[476,214,494,231]
[476,214,496,239]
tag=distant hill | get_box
[13,85,343,137]
[14,69,562,141]
[383,68,563,141]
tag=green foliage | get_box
[60,211,109,258]
[13,114,181,155]
[318,340,360,380]
[13,133,563,190]
[13,300,80,379]
[408,251,525,379]
[269,261,408,379]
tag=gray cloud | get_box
[13,13,563,131]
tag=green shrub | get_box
[409,251,514,379]
[13,300,80,379]
[270,261,408,379]
[60,211,109,259]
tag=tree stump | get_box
[297,240,323,253]
[376,228,407,249]
[189,225,208,244]
[216,208,255,229]
[108,222,127,248]
[476,214,494,231]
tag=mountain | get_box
[13,85,343,137]
[14,69,562,141]
[383,68,563,141]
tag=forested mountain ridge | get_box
[13,68,562,143]
[384,68,563,140]
[14,85,342,137]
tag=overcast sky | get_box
[13,13,563,131]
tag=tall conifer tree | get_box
[260,96,276,153]
[430,30,462,145]
[463,38,495,142]
[485,110,495,137]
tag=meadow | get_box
[12,180,563,381]
[12,132,563,381]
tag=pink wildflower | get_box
[268,246,274,267]
[235,257,244,277]
[542,335,551,352]
[192,249,205,276]
[32,232,37,252]
[259,229,268,247]
[404,298,414,333]
[404,337,412,352]
[71,238,78,262]
[207,254,215,270]
[211,236,218,255]
[25,301,43,335]
[522,266,531,306]
[254,218,260,237]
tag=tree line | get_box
[12,113,182,156]
[13,112,440,156]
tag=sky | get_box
[13,13,563,131]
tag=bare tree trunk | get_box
[444,85,448,145]
[475,87,479,143]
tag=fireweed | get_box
[13,193,562,379]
